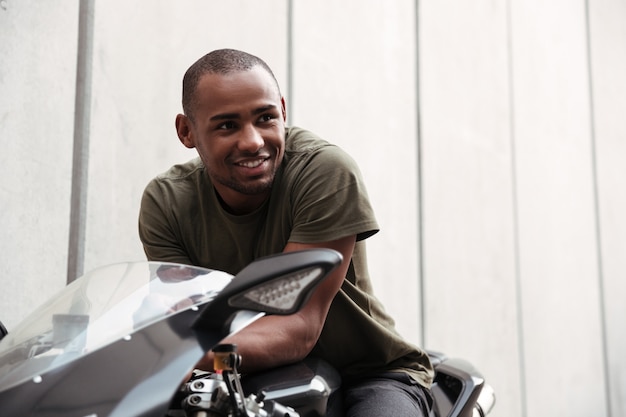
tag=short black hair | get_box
[181,49,281,121]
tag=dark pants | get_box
[326,372,433,417]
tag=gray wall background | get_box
[1,1,624,416]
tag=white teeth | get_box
[239,159,265,168]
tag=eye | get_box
[217,121,236,130]
[259,113,276,123]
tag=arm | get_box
[195,234,356,373]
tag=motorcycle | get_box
[0,249,494,417]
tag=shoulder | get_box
[145,157,204,192]
[284,127,359,175]
[285,126,329,151]
[142,157,208,213]
[153,157,204,182]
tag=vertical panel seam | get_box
[583,0,612,415]
[286,0,294,121]
[67,0,95,284]
[505,1,528,416]
[414,0,426,347]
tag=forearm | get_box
[194,236,355,374]
[195,313,318,373]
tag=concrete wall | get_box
[1,1,624,416]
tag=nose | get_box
[237,125,264,153]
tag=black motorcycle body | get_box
[0,250,494,417]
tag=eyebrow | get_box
[209,104,279,121]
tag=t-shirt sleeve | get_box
[138,179,193,265]
[288,145,379,244]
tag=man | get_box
[138,48,433,416]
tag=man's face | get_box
[178,67,286,212]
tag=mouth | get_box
[235,157,269,169]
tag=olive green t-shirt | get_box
[138,126,433,387]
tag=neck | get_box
[215,188,269,215]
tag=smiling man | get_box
[138,49,433,417]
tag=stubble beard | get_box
[207,166,277,196]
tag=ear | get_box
[175,114,195,149]
[280,97,287,123]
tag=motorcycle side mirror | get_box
[192,249,342,337]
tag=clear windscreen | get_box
[0,262,232,391]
